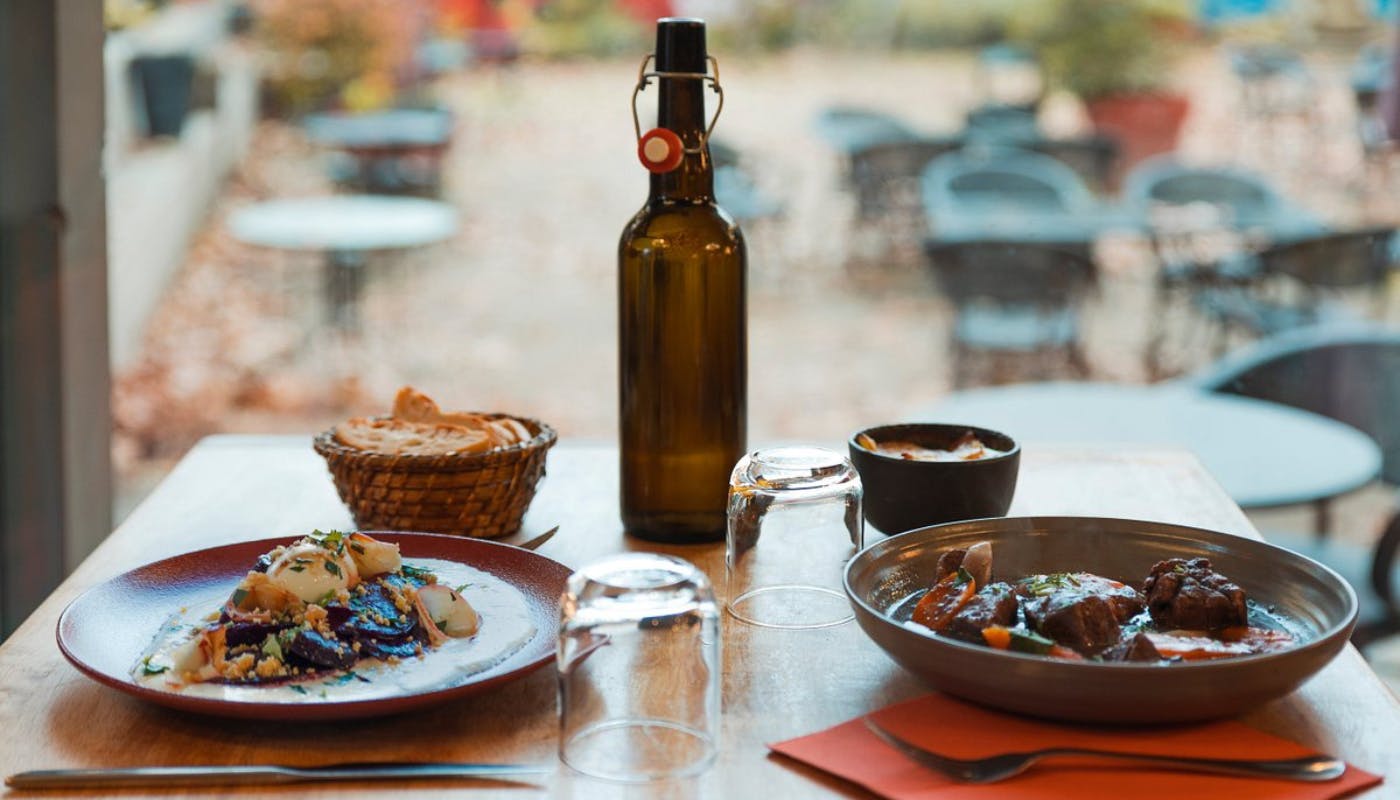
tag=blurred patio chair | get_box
[975,43,1043,112]
[1352,44,1393,157]
[1226,44,1318,154]
[716,164,785,281]
[715,165,783,226]
[1123,156,1325,376]
[1194,226,1394,351]
[1228,44,1315,113]
[923,147,1098,221]
[959,103,1120,193]
[923,240,1096,386]
[847,137,962,225]
[962,104,1040,144]
[1122,156,1315,231]
[708,138,742,170]
[1023,136,1119,193]
[813,106,920,183]
[306,107,455,198]
[1181,323,1400,635]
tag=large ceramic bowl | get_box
[848,423,1019,536]
[844,516,1357,724]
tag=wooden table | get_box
[2,437,1397,798]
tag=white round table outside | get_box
[228,196,457,330]
[912,382,1382,509]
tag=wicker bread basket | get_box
[313,414,557,539]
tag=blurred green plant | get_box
[105,0,156,31]
[523,0,646,59]
[251,0,414,116]
[1011,0,1193,99]
[893,0,1026,49]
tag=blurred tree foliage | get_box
[1009,0,1194,99]
[525,0,648,58]
[707,0,1030,53]
[251,0,414,115]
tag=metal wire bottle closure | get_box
[631,53,724,154]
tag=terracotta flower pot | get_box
[1085,92,1190,183]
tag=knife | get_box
[6,762,552,790]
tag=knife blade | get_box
[6,762,552,790]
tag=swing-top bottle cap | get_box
[655,17,707,74]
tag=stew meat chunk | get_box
[1143,558,1248,631]
[944,582,1018,644]
[1017,574,1146,654]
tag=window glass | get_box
[103,0,1400,683]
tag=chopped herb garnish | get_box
[310,530,347,555]
[1006,629,1057,654]
[139,656,168,676]
[317,590,338,605]
[324,560,341,577]
[955,567,973,585]
[230,588,248,607]
[400,564,434,580]
[289,565,306,573]
[329,670,361,685]
[350,543,365,555]
[261,636,283,660]
[289,684,308,695]
[454,583,474,594]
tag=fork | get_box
[863,718,1346,783]
[512,526,559,551]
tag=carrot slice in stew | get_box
[912,572,976,631]
[981,625,1012,649]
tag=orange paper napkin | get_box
[770,694,1382,799]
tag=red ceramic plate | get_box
[57,532,572,721]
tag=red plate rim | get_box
[56,532,572,721]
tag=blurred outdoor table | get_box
[228,196,457,331]
[929,205,1143,251]
[1,437,1397,797]
[913,382,1383,509]
[304,109,454,151]
[304,109,454,195]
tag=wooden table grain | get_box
[1,436,1396,798]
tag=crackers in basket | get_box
[334,387,533,456]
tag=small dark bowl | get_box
[848,423,1020,535]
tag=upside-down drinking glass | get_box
[725,447,864,629]
[557,553,721,782]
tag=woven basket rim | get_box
[312,412,557,469]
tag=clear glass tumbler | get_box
[557,553,720,782]
[725,446,864,629]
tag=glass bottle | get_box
[618,17,747,543]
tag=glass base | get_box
[561,718,717,783]
[726,585,854,629]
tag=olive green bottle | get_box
[618,18,746,543]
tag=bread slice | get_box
[335,417,492,456]
[392,386,442,424]
[393,386,493,431]
[489,417,532,446]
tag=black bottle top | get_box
[650,17,711,201]
[655,17,706,74]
